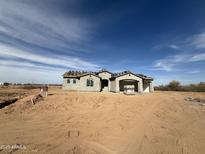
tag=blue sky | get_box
[0,0,205,85]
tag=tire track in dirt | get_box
[119,96,162,154]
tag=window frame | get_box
[86,78,94,87]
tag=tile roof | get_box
[63,71,97,78]
[63,70,153,80]
[111,71,153,80]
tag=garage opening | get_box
[101,79,109,91]
[119,79,138,92]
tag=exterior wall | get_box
[149,82,154,92]
[114,74,143,93]
[143,81,150,93]
[62,78,80,90]
[98,72,112,91]
[110,79,116,92]
[63,75,101,92]
[98,72,112,79]
[143,80,154,93]
[79,75,101,91]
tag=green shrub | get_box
[167,80,181,91]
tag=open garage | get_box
[119,79,138,92]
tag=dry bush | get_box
[155,81,205,92]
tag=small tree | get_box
[197,82,205,92]
[167,80,181,91]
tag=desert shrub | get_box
[154,85,169,91]
[23,84,41,89]
[155,81,205,92]
[3,82,10,86]
[167,80,181,91]
[196,82,205,92]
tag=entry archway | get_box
[101,79,109,91]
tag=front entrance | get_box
[119,79,138,92]
[101,79,109,91]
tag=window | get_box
[86,79,94,87]
[67,79,70,84]
[90,79,94,86]
[73,79,76,84]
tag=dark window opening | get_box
[67,79,70,84]
[73,79,76,84]
[87,79,94,87]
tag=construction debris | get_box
[184,97,205,106]
[31,94,44,105]
[124,85,135,95]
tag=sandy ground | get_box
[0,87,205,154]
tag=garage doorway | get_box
[119,79,138,92]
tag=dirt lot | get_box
[0,87,205,154]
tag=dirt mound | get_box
[17,94,44,111]
[0,90,205,154]
[1,94,44,114]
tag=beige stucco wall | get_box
[62,78,80,90]
[114,74,143,93]
[142,80,154,93]
[98,72,112,91]
[63,75,101,92]
[149,82,154,92]
[80,75,101,91]
[110,79,116,92]
[98,72,112,79]
[143,81,150,93]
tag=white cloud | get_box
[0,65,63,84]
[0,43,99,70]
[188,70,201,74]
[192,32,205,49]
[153,29,205,72]
[0,44,100,83]
[152,61,174,72]
[168,45,179,49]
[153,28,205,51]
[0,0,101,83]
[153,53,205,72]
[0,0,94,50]
[189,53,205,62]
[0,58,64,72]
